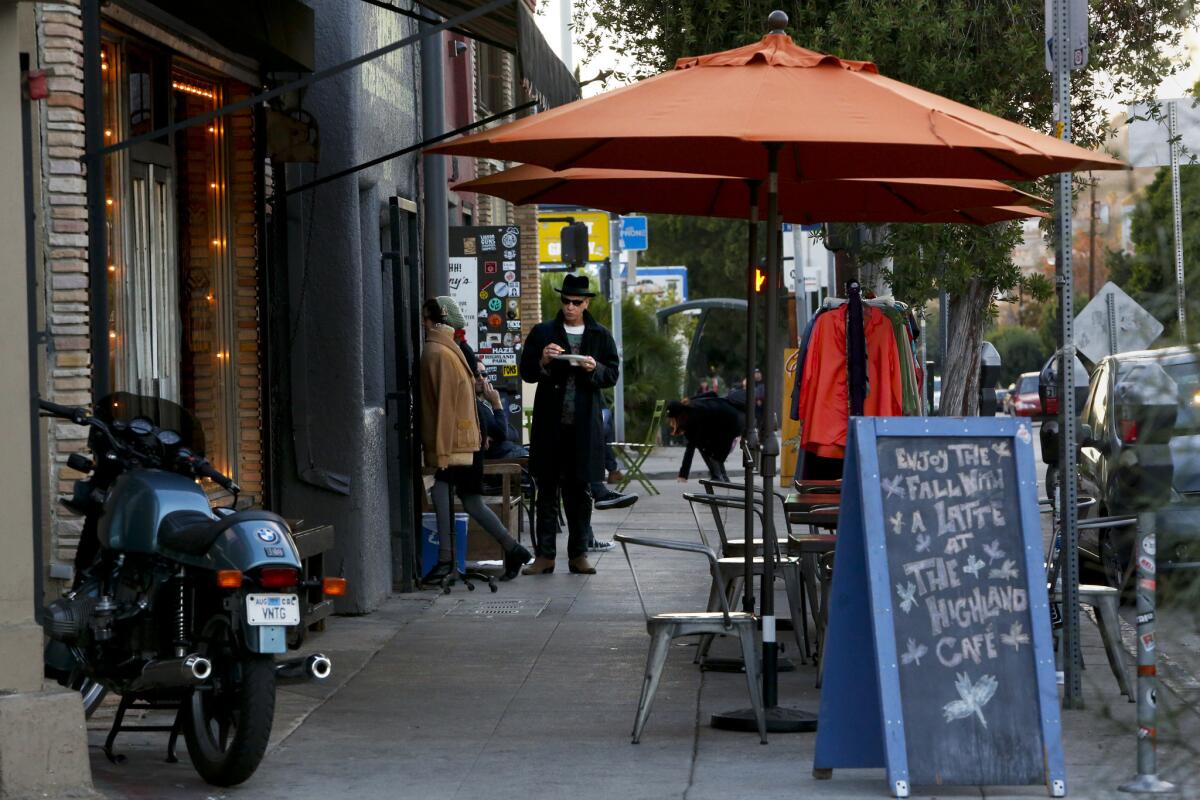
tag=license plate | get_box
[245,593,300,626]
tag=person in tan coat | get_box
[419,297,530,581]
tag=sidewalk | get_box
[91,473,1200,799]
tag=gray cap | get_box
[434,296,466,329]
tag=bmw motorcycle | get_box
[40,393,340,786]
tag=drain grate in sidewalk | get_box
[444,598,550,618]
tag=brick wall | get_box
[36,1,90,571]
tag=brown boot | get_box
[568,556,596,575]
[522,556,555,575]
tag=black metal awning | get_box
[415,0,580,109]
[140,0,316,72]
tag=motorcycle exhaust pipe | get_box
[129,654,212,691]
[275,653,332,683]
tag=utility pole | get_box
[1087,180,1096,298]
[1169,99,1187,342]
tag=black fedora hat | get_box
[554,273,596,298]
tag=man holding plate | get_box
[519,273,620,575]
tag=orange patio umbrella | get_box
[454,164,1049,225]
[429,25,1122,182]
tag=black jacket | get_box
[675,395,744,479]
[519,310,620,482]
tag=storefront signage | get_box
[814,418,1065,798]
[449,226,523,400]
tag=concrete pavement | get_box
[90,449,1200,799]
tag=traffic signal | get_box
[754,267,766,293]
[560,222,589,267]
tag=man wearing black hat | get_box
[519,273,621,575]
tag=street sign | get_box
[1074,282,1163,363]
[1127,97,1200,168]
[1044,0,1088,72]
[619,264,687,301]
[537,210,610,263]
[619,215,648,251]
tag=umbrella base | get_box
[701,656,796,673]
[711,705,817,733]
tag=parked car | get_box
[1010,371,1042,417]
[1075,345,1200,592]
[1038,349,1090,417]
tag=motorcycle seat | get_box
[158,510,289,557]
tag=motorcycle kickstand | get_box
[103,696,132,764]
[166,707,183,763]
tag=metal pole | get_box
[761,145,782,709]
[82,0,108,398]
[742,182,760,617]
[1088,181,1097,299]
[421,20,449,296]
[794,224,810,334]
[1119,511,1175,793]
[1168,100,1187,342]
[1053,0,1084,708]
[610,218,626,442]
[1107,291,1118,357]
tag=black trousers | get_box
[534,425,593,561]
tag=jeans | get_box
[602,407,617,473]
[534,425,592,561]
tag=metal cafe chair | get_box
[1044,496,1134,700]
[612,399,667,496]
[614,533,767,744]
[682,492,809,663]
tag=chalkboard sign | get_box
[813,418,1064,798]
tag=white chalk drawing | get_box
[943,672,999,727]
[991,441,1012,458]
[989,559,1020,580]
[915,533,932,553]
[982,539,1005,562]
[1000,621,1031,652]
[890,512,904,535]
[962,554,985,578]
[901,638,928,666]
[882,476,906,498]
[896,581,918,613]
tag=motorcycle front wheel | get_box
[182,615,276,787]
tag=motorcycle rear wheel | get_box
[182,616,275,786]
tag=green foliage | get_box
[639,214,754,299]
[538,272,684,434]
[988,325,1048,386]
[1107,164,1200,344]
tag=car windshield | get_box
[94,392,206,454]
[1018,375,1039,393]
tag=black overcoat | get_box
[519,310,620,482]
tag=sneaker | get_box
[595,492,638,510]
[587,538,617,552]
[606,470,624,485]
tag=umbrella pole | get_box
[712,145,816,735]
[742,182,760,616]
[760,144,782,708]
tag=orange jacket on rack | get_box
[797,304,902,458]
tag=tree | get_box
[989,325,1048,386]
[575,0,1194,413]
[1107,164,1200,343]
[639,214,753,299]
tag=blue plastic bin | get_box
[420,512,468,577]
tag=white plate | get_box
[245,593,300,626]
[552,354,589,364]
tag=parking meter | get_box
[979,341,1001,415]
[1108,362,1177,512]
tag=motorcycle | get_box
[40,393,342,786]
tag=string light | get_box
[172,81,214,100]
[108,331,116,340]
[108,264,115,273]
[105,197,113,206]
[210,182,217,189]
[207,126,216,133]
[104,129,112,138]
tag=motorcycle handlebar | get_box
[38,399,87,424]
[193,458,240,494]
